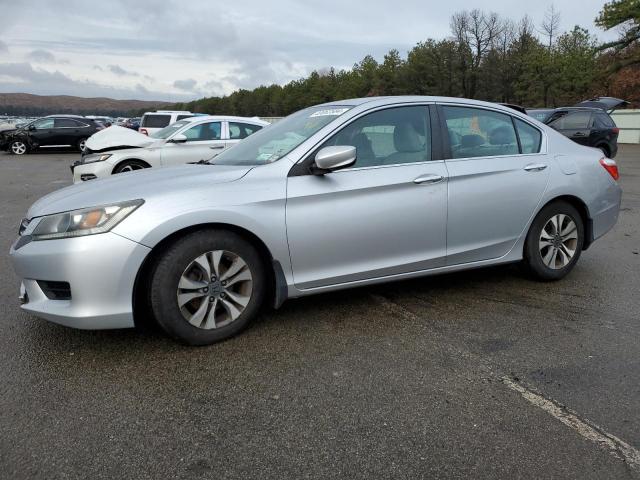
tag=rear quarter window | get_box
[141,114,171,128]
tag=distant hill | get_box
[0,93,171,117]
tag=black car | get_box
[527,97,628,158]
[1,115,103,155]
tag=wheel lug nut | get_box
[220,293,226,298]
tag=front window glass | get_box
[182,122,221,141]
[319,106,431,167]
[151,121,189,139]
[213,106,352,166]
[444,106,518,159]
[32,118,54,129]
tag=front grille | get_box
[37,281,71,300]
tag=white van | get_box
[139,110,195,136]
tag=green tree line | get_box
[171,2,640,117]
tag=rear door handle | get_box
[414,174,445,185]
[524,163,547,172]
[209,145,225,150]
[573,132,586,137]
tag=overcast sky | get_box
[0,0,616,102]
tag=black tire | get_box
[77,138,87,152]
[10,140,28,155]
[113,159,149,174]
[524,201,584,281]
[148,229,267,345]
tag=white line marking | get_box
[502,377,640,472]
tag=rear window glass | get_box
[228,122,263,140]
[142,114,171,128]
[549,111,592,130]
[595,113,616,128]
[514,119,542,154]
[55,118,86,128]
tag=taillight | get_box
[599,157,619,180]
[139,128,148,135]
[612,127,620,134]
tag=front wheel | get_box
[523,201,584,281]
[148,230,267,345]
[113,160,148,174]
[10,140,28,155]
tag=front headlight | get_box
[29,200,143,240]
[82,153,112,164]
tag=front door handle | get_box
[414,174,445,185]
[524,163,548,172]
[210,145,225,150]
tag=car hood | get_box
[27,164,253,218]
[85,125,155,151]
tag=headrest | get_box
[394,123,423,153]
[460,134,485,148]
[489,126,513,145]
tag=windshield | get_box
[212,105,352,166]
[151,120,190,139]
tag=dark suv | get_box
[527,97,627,158]
[1,115,103,155]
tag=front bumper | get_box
[71,159,114,183]
[10,232,151,329]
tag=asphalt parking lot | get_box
[1,147,639,479]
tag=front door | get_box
[29,118,56,146]
[286,105,448,290]
[441,105,550,265]
[161,121,225,166]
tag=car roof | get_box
[44,114,90,119]
[176,115,270,125]
[318,96,537,115]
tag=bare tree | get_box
[540,4,561,48]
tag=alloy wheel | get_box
[11,141,26,155]
[538,214,578,269]
[176,250,253,329]
[119,163,144,172]
[79,139,86,151]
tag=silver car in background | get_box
[10,96,622,345]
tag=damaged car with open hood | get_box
[71,115,268,183]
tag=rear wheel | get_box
[10,140,27,155]
[77,138,87,152]
[113,160,148,174]
[524,201,584,281]
[148,230,267,345]
[598,144,610,158]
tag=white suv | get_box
[71,115,268,183]
[139,110,195,136]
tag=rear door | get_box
[440,105,550,265]
[161,121,224,166]
[548,111,593,146]
[286,104,448,289]
[54,118,86,145]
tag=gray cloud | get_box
[108,64,138,76]
[173,78,197,91]
[26,49,56,63]
[0,62,191,101]
[0,40,8,54]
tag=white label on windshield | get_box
[310,108,349,118]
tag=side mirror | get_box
[313,146,356,174]
[171,134,188,143]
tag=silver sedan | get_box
[10,96,622,345]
